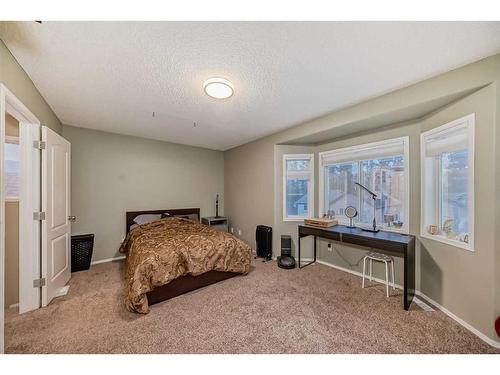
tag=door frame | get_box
[0,83,41,353]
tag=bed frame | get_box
[125,208,239,307]
[125,207,201,233]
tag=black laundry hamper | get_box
[71,234,94,272]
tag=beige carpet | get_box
[5,259,499,354]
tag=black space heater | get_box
[277,235,296,269]
[255,225,272,261]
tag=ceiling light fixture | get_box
[203,77,234,99]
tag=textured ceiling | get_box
[2,21,500,150]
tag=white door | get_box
[41,126,71,306]
[19,123,42,313]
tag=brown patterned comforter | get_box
[119,217,252,313]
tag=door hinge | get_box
[33,140,46,149]
[33,211,46,221]
[33,278,46,288]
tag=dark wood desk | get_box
[298,224,415,310]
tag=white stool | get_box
[362,251,395,297]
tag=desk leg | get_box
[298,232,301,268]
[403,237,416,310]
[298,233,316,269]
[314,235,316,262]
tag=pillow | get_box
[173,213,199,222]
[133,214,162,225]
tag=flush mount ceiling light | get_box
[203,77,234,99]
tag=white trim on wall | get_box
[90,255,126,266]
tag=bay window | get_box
[421,114,474,251]
[319,137,409,232]
[283,154,314,221]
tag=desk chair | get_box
[362,252,395,297]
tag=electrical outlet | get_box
[238,229,242,236]
[327,243,333,252]
[230,227,234,234]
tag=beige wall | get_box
[225,137,276,247]
[224,54,500,343]
[62,125,225,262]
[1,39,60,309]
[418,84,497,339]
[225,54,500,250]
[4,114,19,308]
[279,85,497,338]
[0,39,61,134]
[273,121,420,289]
[2,35,60,307]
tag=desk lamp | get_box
[354,182,379,233]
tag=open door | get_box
[41,126,71,306]
[19,122,42,313]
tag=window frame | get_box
[420,113,475,252]
[282,153,315,222]
[4,135,20,202]
[318,137,410,234]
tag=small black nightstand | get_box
[201,216,229,232]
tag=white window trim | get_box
[420,113,475,252]
[318,136,410,234]
[283,153,314,222]
[4,135,20,201]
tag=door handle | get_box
[68,215,77,222]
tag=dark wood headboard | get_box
[125,208,200,233]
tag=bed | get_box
[120,208,252,313]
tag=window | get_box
[283,154,314,221]
[421,114,474,251]
[4,136,20,201]
[319,137,409,232]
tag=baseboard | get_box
[300,257,500,349]
[8,303,19,309]
[415,291,500,349]
[90,255,126,265]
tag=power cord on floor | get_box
[332,243,367,269]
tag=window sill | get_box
[336,219,409,235]
[420,233,473,252]
[374,226,408,235]
[283,217,310,223]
